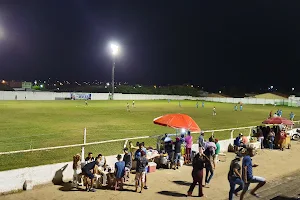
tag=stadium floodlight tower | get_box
[110,43,119,100]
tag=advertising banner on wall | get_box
[71,93,91,100]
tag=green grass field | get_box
[0,100,299,171]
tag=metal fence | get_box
[0,121,299,171]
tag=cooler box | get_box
[147,162,157,173]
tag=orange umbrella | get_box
[153,113,200,132]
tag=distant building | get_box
[8,81,22,88]
[253,93,287,99]
[22,82,32,89]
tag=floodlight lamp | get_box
[110,43,119,56]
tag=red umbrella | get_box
[153,113,201,132]
[262,117,294,126]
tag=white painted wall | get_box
[0,155,119,193]
[0,91,198,101]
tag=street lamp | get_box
[110,43,119,100]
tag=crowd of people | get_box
[72,141,152,193]
[71,129,270,199]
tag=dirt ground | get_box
[1,142,300,200]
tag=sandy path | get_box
[1,142,300,200]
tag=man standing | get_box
[196,101,199,108]
[135,151,148,193]
[123,148,132,180]
[126,102,130,112]
[240,147,266,199]
[290,111,295,121]
[202,102,205,108]
[132,100,135,108]
[174,137,182,170]
[114,154,125,190]
[214,138,220,167]
[213,107,216,116]
[228,155,244,200]
[185,131,193,164]
[198,131,205,155]
[234,105,238,111]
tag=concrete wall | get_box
[0,155,119,193]
[0,91,199,101]
[198,97,293,105]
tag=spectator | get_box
[241,135,249,146]
[213,138,220,167]
[97,154,107,186]
[185,131,193,164]
[204,137,215,187]
[123,148,132,180]
[134,143,143,160]
[85,152,94,164]
[268,129,275,150]
[240,147,266,199]
[73,154,82,189]
[128,141,139,157]
[257,128,264,149]
[279,129,287,151]
[187,153,205,197]
[228,154,244,200]
[135,151,148,193]
[141,142,147,154]
[198,131,205,155]
[114,154,125,190]
[174,137,182,170]
[234,134,242,152]
[81,157,100,192]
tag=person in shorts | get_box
[240,147,266,199]
[123,147,132,180]
[114,154,125,190]
[135,151,148,193]
[81,157,100,192]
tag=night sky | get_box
[0,1,300,91]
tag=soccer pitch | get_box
[0,100,299,171]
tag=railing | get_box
[1,120,298,156]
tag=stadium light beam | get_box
[110,43,120,100]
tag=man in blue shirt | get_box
[114,154,125,190]
[240,147,266,199]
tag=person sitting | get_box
[96,154,108,186]
[81,157,100,192]
[241,135,249,147]
[114,154,125,191]
[85,152,94,164]
[233,134,242,152]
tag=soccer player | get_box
[290,111,295,121]
[240,104,243,111]
[213,107,216,116]
[127,103,130,112]
[196,101,199,108]
[202,102,204,108]
[85,99,88,106]
[234,105,238,111]
[132,100,135,108]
